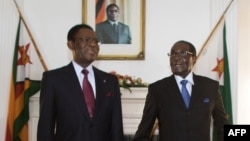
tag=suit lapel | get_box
[189,74,206,109]
[164,75,187,109]
[65,63,92,120]
[91,67,108,120]
[105,21,118,43]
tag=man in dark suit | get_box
[37,24,124,141]
[133,40,229,141]
[96,3,131,44]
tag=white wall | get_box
[1,0,249,140]
[22,0,212,82]
[237,0,250,124]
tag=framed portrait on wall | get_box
[82,0,145,60]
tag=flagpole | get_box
[195,0,234,61]
[13,0,48,71]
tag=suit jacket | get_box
[96,20,131,44]
[133,74,229,141]
[37,62,124,141]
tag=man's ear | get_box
[67,41,73,50]
[192,56,197,64]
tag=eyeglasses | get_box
[167,50,193,57]
[108,10,119,13]
[74,37,101,46]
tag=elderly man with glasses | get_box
[133,40,229,141]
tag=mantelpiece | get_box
[121,87,148,134]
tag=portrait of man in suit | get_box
[96,3,132,44]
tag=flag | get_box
[96,0,107,24]
[193,16,233,140]
[5,17,43,141]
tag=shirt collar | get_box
[174,72,194,85]
[109,20,118,25]
[72,61,94,76]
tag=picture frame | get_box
[82,0,145,60]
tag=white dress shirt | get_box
[72,61,96,98]
[174,72,194,96]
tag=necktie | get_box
[82,69,95,118]
[181,80,190,108]
[113,24,117,33]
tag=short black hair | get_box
[67,24,93,41]
[174,40,196,56]
[106,3,120,13]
